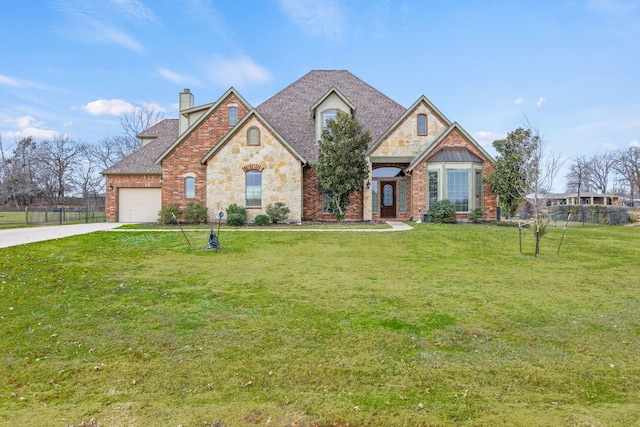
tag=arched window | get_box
[247,127,260,145]
[417,114,427,135]
[245,170,262,207]
[185,176,195,198]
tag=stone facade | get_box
[206,116,304,222]
[373,103,447,158]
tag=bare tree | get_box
[587,153,614,194]
[39,136,86,204]
[520,123,562,256]
[120,104,164,144]
[72,156,103,208]
[89,135,141,170]
[0,136,41,208]
[613,147,640,205]
[565,156,592,203]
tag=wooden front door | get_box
[380,181,396,218]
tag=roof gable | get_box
[366,95,451,157]
[310,87,355,117]
[155,87,251,164]
[200,109,307,165]
[407,122,494,171]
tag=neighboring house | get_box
[102,70,497,223]
[547,192,620,206]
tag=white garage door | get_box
[118,188,162,223]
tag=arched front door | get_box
[380,181,396,218]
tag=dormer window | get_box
[322,109,337,130]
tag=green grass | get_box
[1,224,639,426]
[0,211,26,229]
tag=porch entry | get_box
[380,181,396,218]
[372,165,409,219]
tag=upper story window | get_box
[417,114,427,135]
[185,176,195,198]
[247,127,260,145]
[322,109,337,131]
[228,106,238,125]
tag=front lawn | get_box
[1,225,639,426]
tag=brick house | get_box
[102,70,497,223]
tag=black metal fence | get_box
[0,206,106,226]
[548,205,630,226]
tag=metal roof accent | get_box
[427,147,484,163]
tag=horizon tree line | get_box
[0,106,163,208]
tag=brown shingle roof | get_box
[101,119,179,175]
[256,70,406,164]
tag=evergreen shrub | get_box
[428,199,457,224]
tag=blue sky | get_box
[1,0,639,190]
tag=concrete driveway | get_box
[0,221,413,249]
[0,222,122,249]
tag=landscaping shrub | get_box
[158,203,181,224]
[226,213,245,226]
[428,199,457,224]
[225,204,247,226]
[183,202,208,223]
[254,214,270,226]
[266,202,290,223]
[469,207,484,223]
[226,204,247,219]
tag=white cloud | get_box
[204,56,272,89]
[53,1,145,53]
[278,0,346,42]
[82,99,165,118]
[111,0,157,24]
[536,96,546,107]
[586,0,638,18]
[514,98,523,105]
[0,74,49,90]
[83,99,135,116]
[473,131,503,149]
[158,67,196,86]
[91,21,144,52]
[3,115,59,139]
[630,139,640,147]
[0,74,21,87]
[139,102,166,114]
